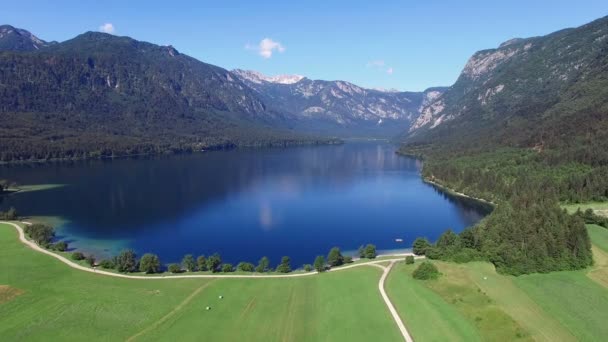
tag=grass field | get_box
[386,224,608,342]
[563,201,608,217]
[0,223,402,341]
[3,220,608,341]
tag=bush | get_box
[99,259,115,269]
[0,207,18,220]
[71,252,85,261]
[412,261,440,280]
[405,255,415,264]
[139,253,161,273]
[413,237,431,255]
[303,264,313,272]
[237,262,255,272]
[168,263,182,273]
[364,244,377,259]
[221,263,234,273]
[51,241,68,252]
[343,256,353,264]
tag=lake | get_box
[0,142,490,268]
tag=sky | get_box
[3,1,608,91]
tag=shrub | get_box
[237,262,255,272]
[303,264,313,272]
[71,252,85,261]
[221,263,234,273]
[412,261,440,280]
[343,256,353,264]
[99,259,115,269]
[168,263,182,273]
[139,253,161,274]
[51,241,68,252]
[405,255,415,264]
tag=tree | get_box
[197,255,207,271]
[71,252,85,261]
[357,245,365,258]
[222,263,234,273]
[314,255,326,272]
[256,256,270,273]
[99,259,115,269]
[343,256,353,264]
[237,262,255,272]
[303,264,313,272]
[436,229,459,248]
[24,223,55,246]
[364,244,377,259]
[139,253,161,273]
[168,263,182,273]
[116,249,138,273]
[5,207,17,220]
[51,241,68,252]
[327,247,344,267]
[86,255,96,267]
[405,255,415,264]
[412,237,431,255]
[207,253,222,273]
[412,261,439,280]
[276,256,291,273]
[182,254,196,272]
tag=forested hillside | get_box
[402,16,608,275]
[0,28,337,162]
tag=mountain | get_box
[0,25,55,51]
[233,69,446,137]
[0,29,335,162]
[405,15,608,150]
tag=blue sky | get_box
[3,1,608,91]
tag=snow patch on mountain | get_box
[232,69,304,84]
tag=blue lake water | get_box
[0,142,490,267]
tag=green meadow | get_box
[2,221,608,341]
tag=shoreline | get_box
[1,221,422,279]
[423,178,496,207]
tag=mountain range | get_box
[2,15,608,162]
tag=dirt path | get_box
[2,221,419,280]
[378,261,414,342]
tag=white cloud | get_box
[367,59,394,75]
[98,23,115,34]
[367,60,385,68]
[246,38,285,59]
